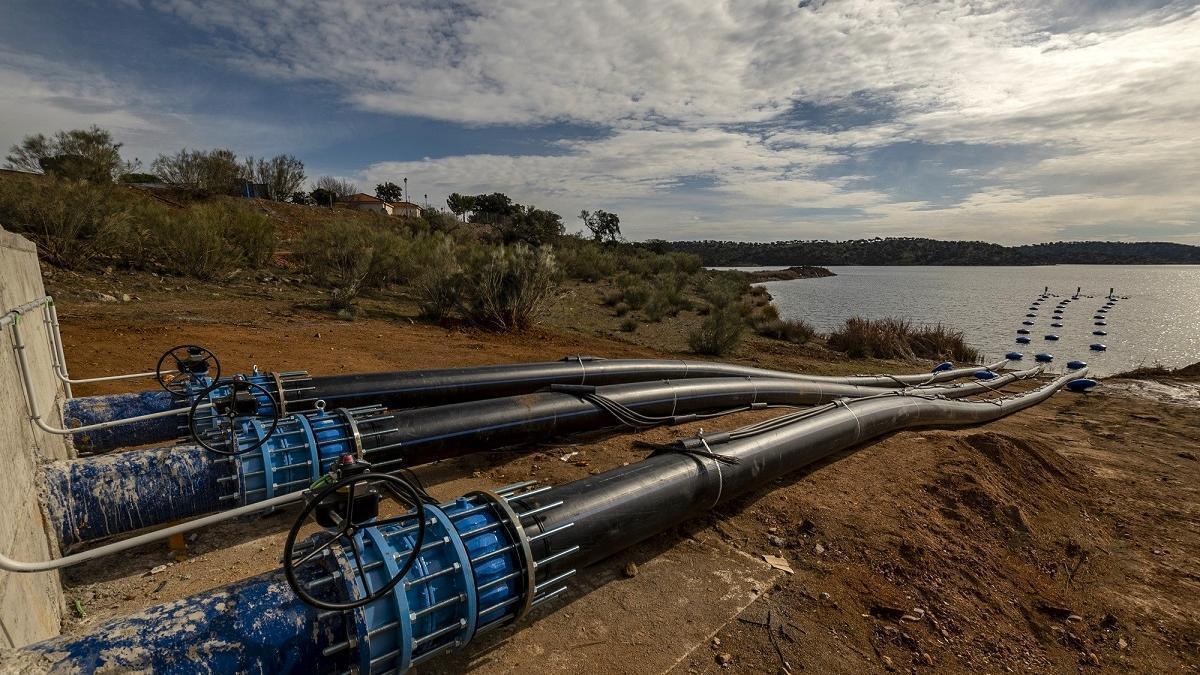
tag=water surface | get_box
[733,265,1200,377]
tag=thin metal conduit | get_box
[0,491,305,573]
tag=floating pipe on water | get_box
[42,370,1034,549]
[17,370,1084,673]
[64,358,1007,452]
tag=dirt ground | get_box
[35,269,1200,673]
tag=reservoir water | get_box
[732,265,1200,377]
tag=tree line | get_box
[667,237,1200,266]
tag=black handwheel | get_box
[283,469,427,611]
[156,345,221,398]
[188,378,280,455]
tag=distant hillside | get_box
[666,238,1200,266]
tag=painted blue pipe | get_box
[19,370,1084,673]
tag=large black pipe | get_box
[515,369,1082,575]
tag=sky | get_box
[1,0,1198,244]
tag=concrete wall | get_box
[0,226,68,647]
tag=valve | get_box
[283,457,427,611]
[188,376,280,455]
[156,344,220,398]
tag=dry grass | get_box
[828,316,979,362]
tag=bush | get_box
[827,317,978,361]
[754,317,816,344]
[458,244,559,331]
[151,201,275,280]
[619,317,638,332]
[411,236,461,321]
[688,302,745,356]
[643,276,691,322]
[555,236,618,281]
[295,219,412,309]
[0,175,135,268]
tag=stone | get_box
[97,293,118,302]
[814,542,826,555]
[768,534,785,547]
[717,652,733,667]
[623,562,638,578]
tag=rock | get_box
[818,592,831,602]
[1117,637,1128,650]
[881,655,895,671]
[918,652,934,666]
[768,534,785,547]
[623,562,638,578]
[148,565,167,575]
[1086,652,1100,666]
[120,293,131,302]
[797,519,815,535]
[1177,451,1197,461]
[97,293,118,302]
[1067,614,1083,622]
[711,637,721,647]
[814,542,826,555]
[716,652,733,667]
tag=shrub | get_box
[688,302,745,356]
[827,317,978,361]
[754,317,816,344]
[150,201,275,280]
[612,272,651,309]
[411,236,461,321]
[0,175,135,268]
[295,219,412,309]
[555,236,618,281]
[613,302,630,317]
[458,244,559,331]
[643,277,691,322]
[619,317,638,332]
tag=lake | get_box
[728,265,1200,377]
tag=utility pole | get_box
[403,177,408,203]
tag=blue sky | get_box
[1,0,1198,243]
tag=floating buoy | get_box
[1067,360,1087,370]
[1022,320,1035,326]
[1005,352,1024,360]
[1016,336,1032,344]
[1093,330,1107,336]
[1090,343,1107,351]
[1098,308,1108,313]
[932,361,953,372]
[1051,322,1063,328]
[1035,353,1053,362]
[1044,334,1060,341]
[1095,320,1107,326]
[1017,328,1031,334]
[1093,315,1104,320]
[975,370,998,380]
[1066,378,1099,393]
[1026,313,1037,318]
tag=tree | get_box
[243,155,307,201]
[289,191,315,205]
[579,209,621,243]
[5,125,137,182]
[496,206,564,246]
[310,188,335,207]
[314,176,358,200]
[467,192,519,225]
[376,182,404,202]
[152,148,245,195]
[119,172,160,184]
[446,192,475,221]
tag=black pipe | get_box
[515,370,1081,575]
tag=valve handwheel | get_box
[283,459,428,610]
[156,345,221,398]
[188,377,280,455]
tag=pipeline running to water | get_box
[43,369,1034,550]
[61,357,1006,452]
[15,369,1082,673]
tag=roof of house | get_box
[341,193,384,204]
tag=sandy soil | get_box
[35,269,1200,673]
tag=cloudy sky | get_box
[2,1,1197,243]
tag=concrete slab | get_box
[429,531,782,674]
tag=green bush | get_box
[619,317,638,332]
[753,317,816,344]
[688,302,745,356]
[643,276,691,322]
[411,236,462,321]
[555,237,618,281]
[458,244,559,331]
[295,219,413,309]
[153,201,275,280]
[0,175,135,268]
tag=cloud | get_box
[8,1,1199,242]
